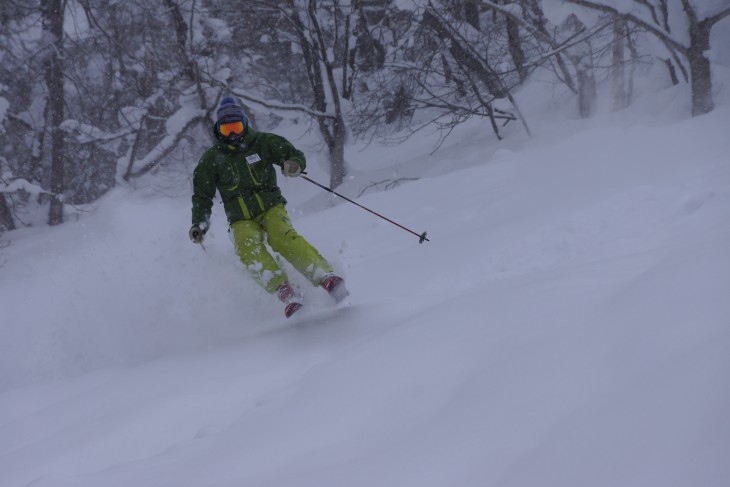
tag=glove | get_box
[189,225,206,244]
[282,160,302,177]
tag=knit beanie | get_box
[216,96,246,125]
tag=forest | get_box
[1,0,729,234]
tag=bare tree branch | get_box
[563,0,688,54]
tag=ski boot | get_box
[276,281,303,318]
[320,274,349,303]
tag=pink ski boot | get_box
[320,274,349,303]
[276,281,303,318]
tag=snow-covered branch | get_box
[230,88,336,120]
[61,120,136,144]
[0,178,53,196]
[122,106,207,180]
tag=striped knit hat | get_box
[216,96,246,125]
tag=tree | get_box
[474,0,620,119]
[0,3,42,233]
[41,0,66,225]
[217,0,372,188]
[611,15,630,111]
[565,0,730,116]
[285,0,351,187]
[353,0,529,145]
[0,157,17,232]
[64,0,212,183]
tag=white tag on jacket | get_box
[246,153,262,165]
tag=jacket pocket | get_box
[221,161,240,191]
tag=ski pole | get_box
[300,174,430,244]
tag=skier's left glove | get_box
[282,160,302,177]
[189,225,206,244]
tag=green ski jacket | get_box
[191,127,307,228]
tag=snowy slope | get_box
[1,81,730,486]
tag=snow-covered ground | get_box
[1,73,730,486]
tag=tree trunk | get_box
[329,116,346,189]
[164,0,195,80]
[576,67,596,118]
[0,194,16,232]
[687,21,713,116]
[42,0,66,226]
[316,114,347,189]
[506,15,528,83]
[288,3,350,189]
[612,17,628,111]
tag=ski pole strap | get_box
[300,175,430,244]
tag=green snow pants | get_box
[230,204,333,293]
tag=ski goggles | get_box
[220,121,245,136]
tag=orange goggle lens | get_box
[220,121,244,136]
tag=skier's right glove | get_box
[189,225,206,244]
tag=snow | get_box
[695,0,730,19]
[2,70,730,486]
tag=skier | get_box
[189,96,348,318]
